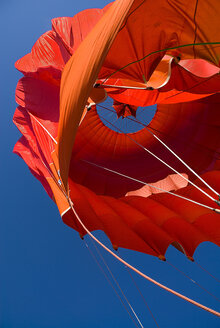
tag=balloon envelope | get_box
[14,0,220,260]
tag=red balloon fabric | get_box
[14,0,220,260]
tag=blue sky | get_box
[1,0,220,327]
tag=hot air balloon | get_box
[14,0,220,319]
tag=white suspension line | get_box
[26,110,58,144]
[24,104,219,212]
[98,113,217,204]
[95,83,148,90]
[84,241,141,328]
[37,144,220,316]
[23,101,220,318]
[89,238,145,328]
[68,200,220,317]
[82,159,220,213]
[25,102,219,203]
[166,260,220,303]
[98,104,220,201]
[144,128,219,197]
[126,110,219,198]
[118,250,160,328]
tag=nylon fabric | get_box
[13,0,220,260]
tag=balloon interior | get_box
[13,0,220,317]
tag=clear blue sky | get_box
[1,0,219,327]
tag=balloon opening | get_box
[96,97,157,133]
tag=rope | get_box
[84,241,141,328]
[68,200,220,317]
[161,75,216,102]
[98,113,217,204]
[28,104,220,201]
[166,260,220,303]
[88,238,145,328]
[118,0,146,32]
[118,251,160,328]
[194,261,220,284]
[26,86,220,318]
[193,0,199,58]
[83,159,220,213]
[101,41,220,84]
[33,111,219,317]
[27,110,57,144]
[97,83,148,90]
[99,105,220,198]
